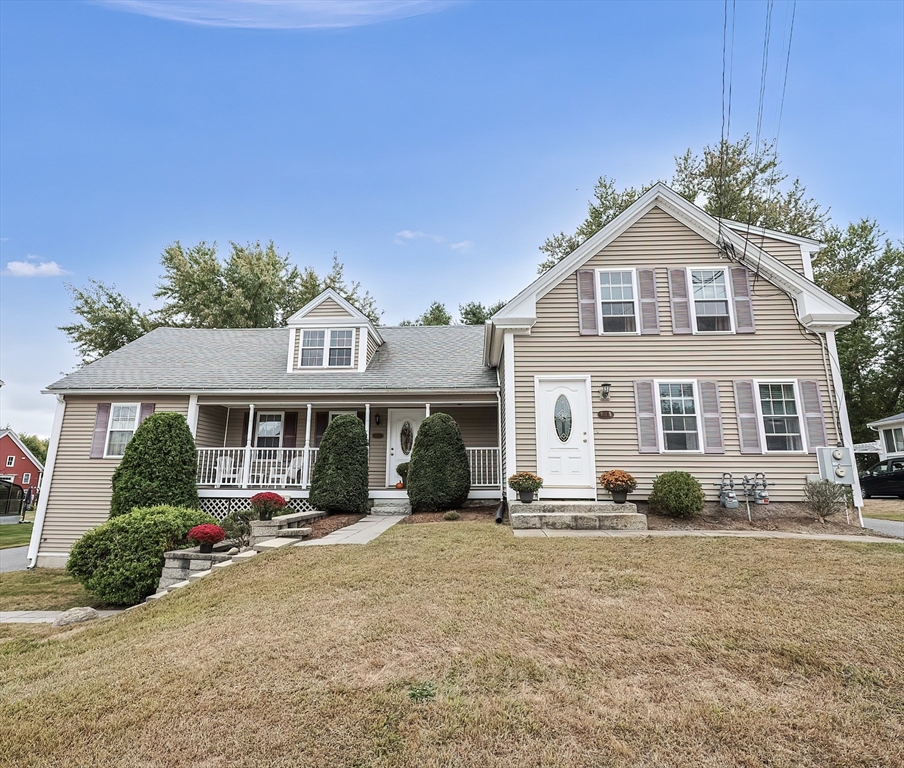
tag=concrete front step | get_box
[273,526,311,538]
[371,501,411,516]
[510,501,647,531]
[252,537,298,552]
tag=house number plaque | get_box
[372,432,384,439]
[596,411,615,419]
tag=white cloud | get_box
[95,0,459,30]
[449,240,474,252]
[394,230,475,251]
[5,256,69,277]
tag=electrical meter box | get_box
[816,446,855,486]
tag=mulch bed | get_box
[307,513,366,539]
[404,506,497,524]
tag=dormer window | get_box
[299,329,355,368]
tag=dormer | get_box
[286,289,383,373]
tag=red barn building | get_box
[0,429,44,494]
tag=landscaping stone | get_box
[227,547,239,555]
[52,607,100,627]
[509,501,647,531]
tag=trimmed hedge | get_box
[647,471,705,518]
[66,505,215,605]
[407,413,470,513]
[309,414,369,514]
[110,412,199,518]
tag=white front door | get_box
[387,409,424,486]
[535,377,595,498]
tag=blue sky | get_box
[1,0,902,436]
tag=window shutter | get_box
[90,403,111,459]
[577,270,598,335]
[241,412,250,446]
[314,412,329,447]
[798,380,828,452]
[637,268,660,335]
[733,380,762,454]
[698,381,725,454]
[667,269,692,334]
[633,380,660,453]
[730,267,756,333]
[283,412,298,448]
[138,403,156,425]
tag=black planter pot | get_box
[519,490,535,504]
[199,542,214,554]
[611,491,628,504]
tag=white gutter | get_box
[27,395,66,568]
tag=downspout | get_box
[496,386,506,524]
[27,395,66,569]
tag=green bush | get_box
[443,511,460,521]
[647,471,705,518]
[110,412,199,518]
[221,508,256,549]
[803,479,848,523]
[407,413,470,513]
[67,505,215,605]
[309,414,369,514]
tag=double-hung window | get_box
[256,413,283,448]
[657,382,701,451]
[105,404,140,457]
[23,473,31,485]
[4,456,13,468]
[689,268,732,332]
[299,329,355,367]
[883,427,904,454]
[757,382,803,451]
[597,269,638,333]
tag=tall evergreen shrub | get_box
[110,412,199,517]
[309,414,369,514]
[407,413,470,513]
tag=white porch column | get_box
[186,394,199,438]
[425,403,430,417]
[302,404,313,489]
[365,403,371,445]
[242,404,255,488]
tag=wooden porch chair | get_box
[214,456,240,488]
[269,456,304,487]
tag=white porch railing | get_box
[197,446,500,489]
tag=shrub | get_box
[508,472,543,493]
[647,471,705,518]
[309,414,369,514]
[250,491,287,521]
[443,511,460,521]
[67,505,215,605]
[803,479,848,523]
[599,469,637,494]
[110,412,199,518]
[187,524,225,545]
[407,413,471,513]
[221,508,255,549]
[396,462,410,483]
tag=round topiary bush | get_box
[66,505,215,605]
[110,412,199,518]
[309,414,369,514]
[647,471,705,518]
[407,413,470,513]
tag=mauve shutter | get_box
[799,380,828,452]
[577,270,598,335]
[241,413,250,446]
[90,403,111,459]
[138,403,156,425]
[668,269,693,334]
[633,380,659,453]
[637,268,660,335]
[283,412,298,448]
[698,381,725,454]
[314,412,329,447]
[730,266,756,333]
[733,380,763,454]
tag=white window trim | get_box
[595,267,640,335]
[883,427,904,454]
[753,379,808,454]
[328,411,357,423]
[22,472,31,484]
[0,474,14,482]
[5,456,14,467]
[687,266,735,335]
[653,379,703,454]
[255,411,285,448]
[297,328,356,369]
[104,403,142,458]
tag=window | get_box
[5,456,13,467]
[757,382,803,451]
[883,427,904,454]
[597,270,638,333]
[657,382,700,451]
[299,328,354,367]
[256,413,283,448]
[22,473,31,485]
[690,269,732,332]
[105,404,140,457]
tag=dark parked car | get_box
[860,458,904,498]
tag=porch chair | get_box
[269,456,304,487]
[214,456,241,488]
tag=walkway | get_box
[514,529,899,543]
[861,517,904,539]
[295,514,407,546]
[0,545,29,573]
[0,610,122,624]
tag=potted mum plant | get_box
[508,472,543,504]
[599,469,637,504]
[250,491,287,521]
[188,523,226,554]
[395,461,410,489]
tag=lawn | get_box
[1,521,902,768]
[0,569,112,611]
[862,498,904,523]
[0,522,33,550]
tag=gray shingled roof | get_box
[47,326,497,392]
[869,413,904,427]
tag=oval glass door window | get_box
[554,395,572,442]
[400,422,413,455]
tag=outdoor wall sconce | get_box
[374,413,381,425]
[599,382,611,401]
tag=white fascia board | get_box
[27,396,65,567]
[796,292,859,332]
[722,219,824,248]
[286,288,384,345]
[289,317,371,329]
[46,387,500,397]
[867,415,904,430]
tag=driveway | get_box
[0,546,29,572]
[861,517,904,539]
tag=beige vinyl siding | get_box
[195,405,227,447]
[731,230,806,273]
[513,206,837,502]
[368,408,389,486]
[291,327,357,371]
[433,407,498,447]
[304,297,354,318]
[366,331,380,366]
[38,396,190,557]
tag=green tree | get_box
[399,301,453,326]
[16,433,49,465]
[458,300,506,325]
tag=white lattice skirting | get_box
[199,497,316,521]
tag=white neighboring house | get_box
[867,413,904,460]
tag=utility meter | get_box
[816,446,854,486]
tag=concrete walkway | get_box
[0,545,29,573]
[861,517,904,539]
[514,529,899,543]
[295,514,407,546]
[0,610,122,624]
